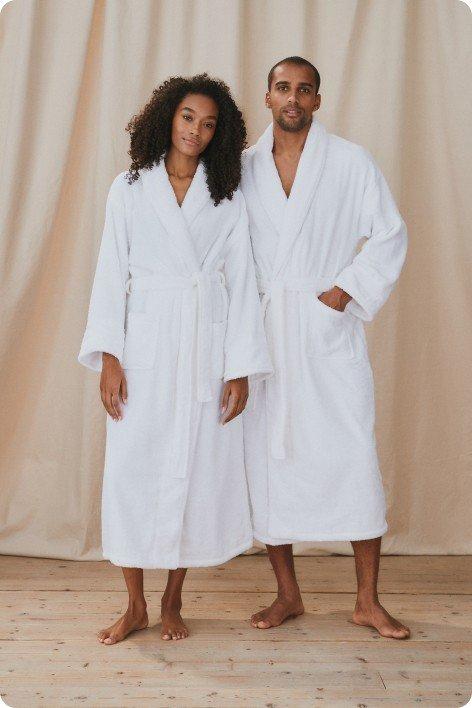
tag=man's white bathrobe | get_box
[78,161,272,568]
[241,117,407,543]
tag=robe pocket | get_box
[306,294,355,359]
[121,312,159,369]
[210,321,226,379]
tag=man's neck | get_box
[272,119,312,159]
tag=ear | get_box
[265,91,271,109]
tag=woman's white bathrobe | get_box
[241,117,408,544]
[78,161,273,568]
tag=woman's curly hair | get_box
[125,73,247,205]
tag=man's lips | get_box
[283,108,302,117]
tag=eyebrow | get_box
[181,107,218,119]
[274,81,314,88]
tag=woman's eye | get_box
[183,114,192,121]
[205,123,215,129]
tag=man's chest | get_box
[272,153,300,198]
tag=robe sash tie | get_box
[255,276,335,460]
[125,270,227,479]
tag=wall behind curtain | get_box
[0,0,470,559]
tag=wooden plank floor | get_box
[0,556,471,707]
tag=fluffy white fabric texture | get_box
[78,161,273,568]
[241,117,408,543]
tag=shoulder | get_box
[106,170,140,208]
[327,132,380,185]
[241,144,258,170]
[327,133,374,166]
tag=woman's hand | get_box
[220,377,249,425]
[100,353,127,421]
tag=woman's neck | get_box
[164,147,199,179]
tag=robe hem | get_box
[101,537,254,570]
[254,524,388,545]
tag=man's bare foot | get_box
[353,600,410,639]
[250,594,305,629]
[161,601,189,640]
[98,604,148,645]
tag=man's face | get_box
[266,63,321,132]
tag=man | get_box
[241,56,409,639]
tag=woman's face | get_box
[170,93,219,157]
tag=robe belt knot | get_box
[125,270,227,479]
[255,276,335,461]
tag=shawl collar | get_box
[252,117,329,278]
[141,160,211,274]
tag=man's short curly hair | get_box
[125,73,247,205]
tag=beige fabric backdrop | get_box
[0,0,471,560]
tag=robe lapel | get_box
[180,161,212,226]
[272,117,329,278]
[141,160,204,274]
[251,124,287,240]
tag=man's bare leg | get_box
[251,544,304,629]
[98,567,148,644]
[351,537,410,639]
[161,568,189,640]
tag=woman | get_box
[78,74,273,643]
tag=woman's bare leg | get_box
[98,567,148,644]
[161,568,189,640]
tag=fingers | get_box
[220,383,230,416]
[100,387,122,421]
[120,374,128,405]
[100,387,115,419]
[222,390,248,424]
[110,391,122,420]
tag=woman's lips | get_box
[183,137,200,146]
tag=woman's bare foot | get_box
[353,600,410,639]
[251,594,305,629]
[161,600,189,640]
[98,603,148,645]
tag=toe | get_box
[395,627,410,639]
[256,619,272,629]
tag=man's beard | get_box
[275,110,311,133]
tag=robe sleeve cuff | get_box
[334,269,383,322]
[223,364,274,384]
[78,326,124,372]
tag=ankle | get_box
[277,586,302,603]
[355,594,380,610]
[127,598,147,614]
[161,594,182,612]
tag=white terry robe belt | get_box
[256,276,335,460]
[125,270,227,479]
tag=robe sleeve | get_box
[334,152,408,322]
[222,194,274,383]
[77,174,129,372]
